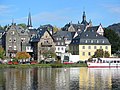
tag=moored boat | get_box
[87,58,120,68]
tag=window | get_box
[88,52,91,56]
[11,31,14,35]
[88,46,91,49]
[58,42,60,45]
[14,46,16,50]
[61,47,63,50]
[82,52,85,56]
[9,38,12,42]
[82,46,85,49]
[97,40,99,43]
[61,42,64,45]
[59,38,61,40]
[94,46,97,49]
[102,40,104,43]
[100,46,102,49]
[58,47,60,51]
[91,40,93,43]
[9,46,12,49]
[14,38,16,42]
[85,40,87,43]
[105,46,108,49]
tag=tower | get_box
[27,12,33,29]
[81,11,88,26]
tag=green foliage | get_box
[104,28,120,54]
[92,49,110,58]
[104,51,110,58]
[41,47,56,58]
[0,25,3,30]
[53,26,60,33]
[0,47,5,60]
[17,23,27,29]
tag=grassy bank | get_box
[0,63,87,68]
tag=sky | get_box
[0,0,120,28]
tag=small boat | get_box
[87,58,120,68]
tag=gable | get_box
[38,31,55,46]
[97,25,104,35]
[68,25,76,32]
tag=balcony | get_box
[8,50,17,53]
[41,42,52,47]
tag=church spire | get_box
[27,12,32,29]
[81,11,88,26]
[83,11,86,21]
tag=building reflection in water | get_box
[0,68,120,90]
[79,68,120,90]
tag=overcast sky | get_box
[0,0,120,28]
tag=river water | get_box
[0,67,120,90]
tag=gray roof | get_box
[0,30,5,33]
[6,24,28,36]
[30,29,46,42]
[86,26,99,32]
[53,30,73,41]
[62,23,85,31]
[71,30,110,45]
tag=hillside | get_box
[107,23,120,36]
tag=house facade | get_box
[30,28,55,62]
[5,23,31,58]
[70,30,111,61]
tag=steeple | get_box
[81,11,88,26]
[27,12,32,29]
[83,11,86,21]
[89,19,92,27]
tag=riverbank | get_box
[0,63,87,68]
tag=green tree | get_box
[53,26,60,33]
[104,51,110,58]
[0,47,5,60]
[104,28,120,54]
[92,49,110,58]
[17,23,27,29]
[93,49,104,58]
[0,25,3,30]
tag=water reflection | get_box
[0,68,120,90]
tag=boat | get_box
[87,58,120,68]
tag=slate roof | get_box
[30,27,54,43]
[86,26,99,32]
[53,30,73,41]
[30,29,46,42]
[70,30,110,45]
[62,23,85,31]
[0,30,5,33]
[6,24,28,36]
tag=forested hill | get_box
[107,23,120,36]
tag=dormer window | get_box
[59,38,61,40]
[85,40,87,43]
[102,40,104,43]
[58,42,60,45]
[97,40,99,43]
[86,34,88,37]
[96,34,98,37]
[91,40,93,43]
[11,31,14,35]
